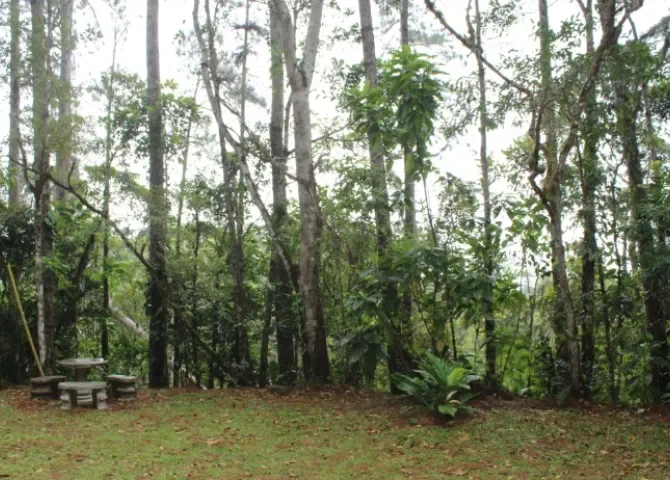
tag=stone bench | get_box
[106,375,137,400]
[58,381,108,410]
[30,376,66,399]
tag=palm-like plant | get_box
[392,353,479,418]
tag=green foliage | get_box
[392,353,479,418]
[89,71,201,166]
[332,324,387,384]
[345,46,444,175]
[1,0,669,409]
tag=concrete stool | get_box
[30,376,66,399]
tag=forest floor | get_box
[0,386,668,480]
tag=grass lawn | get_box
[0,387,668,480]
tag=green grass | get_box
[1,388,668,479]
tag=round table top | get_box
[57,358,107,368]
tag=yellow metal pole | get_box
[7,264,45,377]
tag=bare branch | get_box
[424,0,533,97]
[108,300,149,340]
[575,0,588,15]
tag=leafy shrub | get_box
[392,353,480,418]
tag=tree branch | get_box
[301,0,325,85]
[195,0,298,292]
[108,300,149,340]
[424,0,533,97]
[9,158,152,273]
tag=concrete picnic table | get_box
[57,358,107,381]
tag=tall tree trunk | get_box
[258,276,274,387]
[598,256,617,403]
[32,0,56,375]
[615,85,669,400]
[175,81,198,258]
[400,0,414,235]
[193,0,252,385]
[292,77,330,382]
[578,0,598,399]
[392,0,416,390]
[55,0,74,201]
[269,6,296,385]
[535,0,581,396]
[101,26,121,361]
[400,0,409,46]
[233,0,253,384]
[471,0,496,385]
[400,0,414,314]
[358,0,409,390]
[146,0,169,388]
[192,212,202,386]
[272,0,330,382]
[8,0,22,207]
[173,80,199,388]
[7,0,23,371]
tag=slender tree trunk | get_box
[193,0,252,385]
[55,0,74,201]
[390,0,416,390]
[101,27,120,361]
[525,258,538,390]
[400,0,415,311]
[609,168,626,400]
[598,256,617,403]
[576,0,599,400]
[615,85,669,400]
[272,0,330,382]
[258,276,274,388]
[400,0,409,46]
[173,80,199,388]
[449,313,458,361]
[147,0,169,388]
[192,212,202,386]
[535,0,581,397]
[7,0,23,369]
[32,0,56,375]
[269,7,296,385]
[233,0,253,384]
[8,0,22,207]
[358,0,408,391]
[471,0,496,385]
[578,159,598,397]
[175,82,199,258]
[400,0,415,237]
